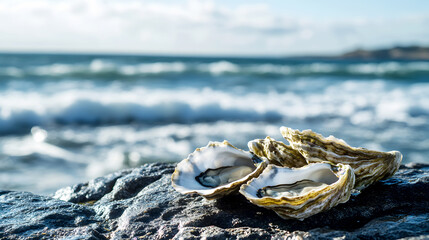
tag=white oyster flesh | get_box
[196,166,254,188]
[256,180,329,198]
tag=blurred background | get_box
[1,0,429,194]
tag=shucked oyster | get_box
[171,141,267,200]
[281,127,402,190]
[248,136,307,168]
[239,162,355,220]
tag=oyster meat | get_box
[281,127,402,190]
[171,141,267,200]
[239,162,355,220]
[196,166,254,188]
[248,136,307,168]
[256,179,328,198]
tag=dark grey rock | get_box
[0,191,103,239]
[1,162,428,239]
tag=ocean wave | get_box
[0,88,282,134]
[1,82,429,135]
[1,59,429,80]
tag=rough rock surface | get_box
[1,163,428,239]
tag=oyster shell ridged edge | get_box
[280,127,402,190]
[248,136,307,168]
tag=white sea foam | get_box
[204,61,240,75]
[1,79,428,134]
[2,60,429,78]
[32,63,81,76]
[1,67,24,77]
[347,61,429,75]
[119,62,187,75]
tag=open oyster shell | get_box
[239,162,355,220]
[281,127,402,190]
[171,140,267,200]
[248,136,307,168]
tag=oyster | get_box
[239,162,355,220]
[281,127,402,190]
[171,141,267,200]
[248,136,307,168]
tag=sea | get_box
[1,53,428,195]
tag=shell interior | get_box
[171,141,264,199]
[240,162,355,220]
[257,179,329,198]
[242,163,339,201]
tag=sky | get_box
[0,0,429,56]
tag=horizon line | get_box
[0,50,329,59]
[0,44,427,59]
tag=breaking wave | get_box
[1,81,429,135]
[1,59,429,80]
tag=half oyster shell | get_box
[248,136,307,168]
[239,162,355,220]
[281,127,402,190]
[171,141,267,200]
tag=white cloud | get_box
[0,0,428,55]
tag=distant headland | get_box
[285,46,429,60]
[336,46,429,60]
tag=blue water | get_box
[1,53,428,194]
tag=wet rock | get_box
[1,163,428,239]
[0,191,103,239]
